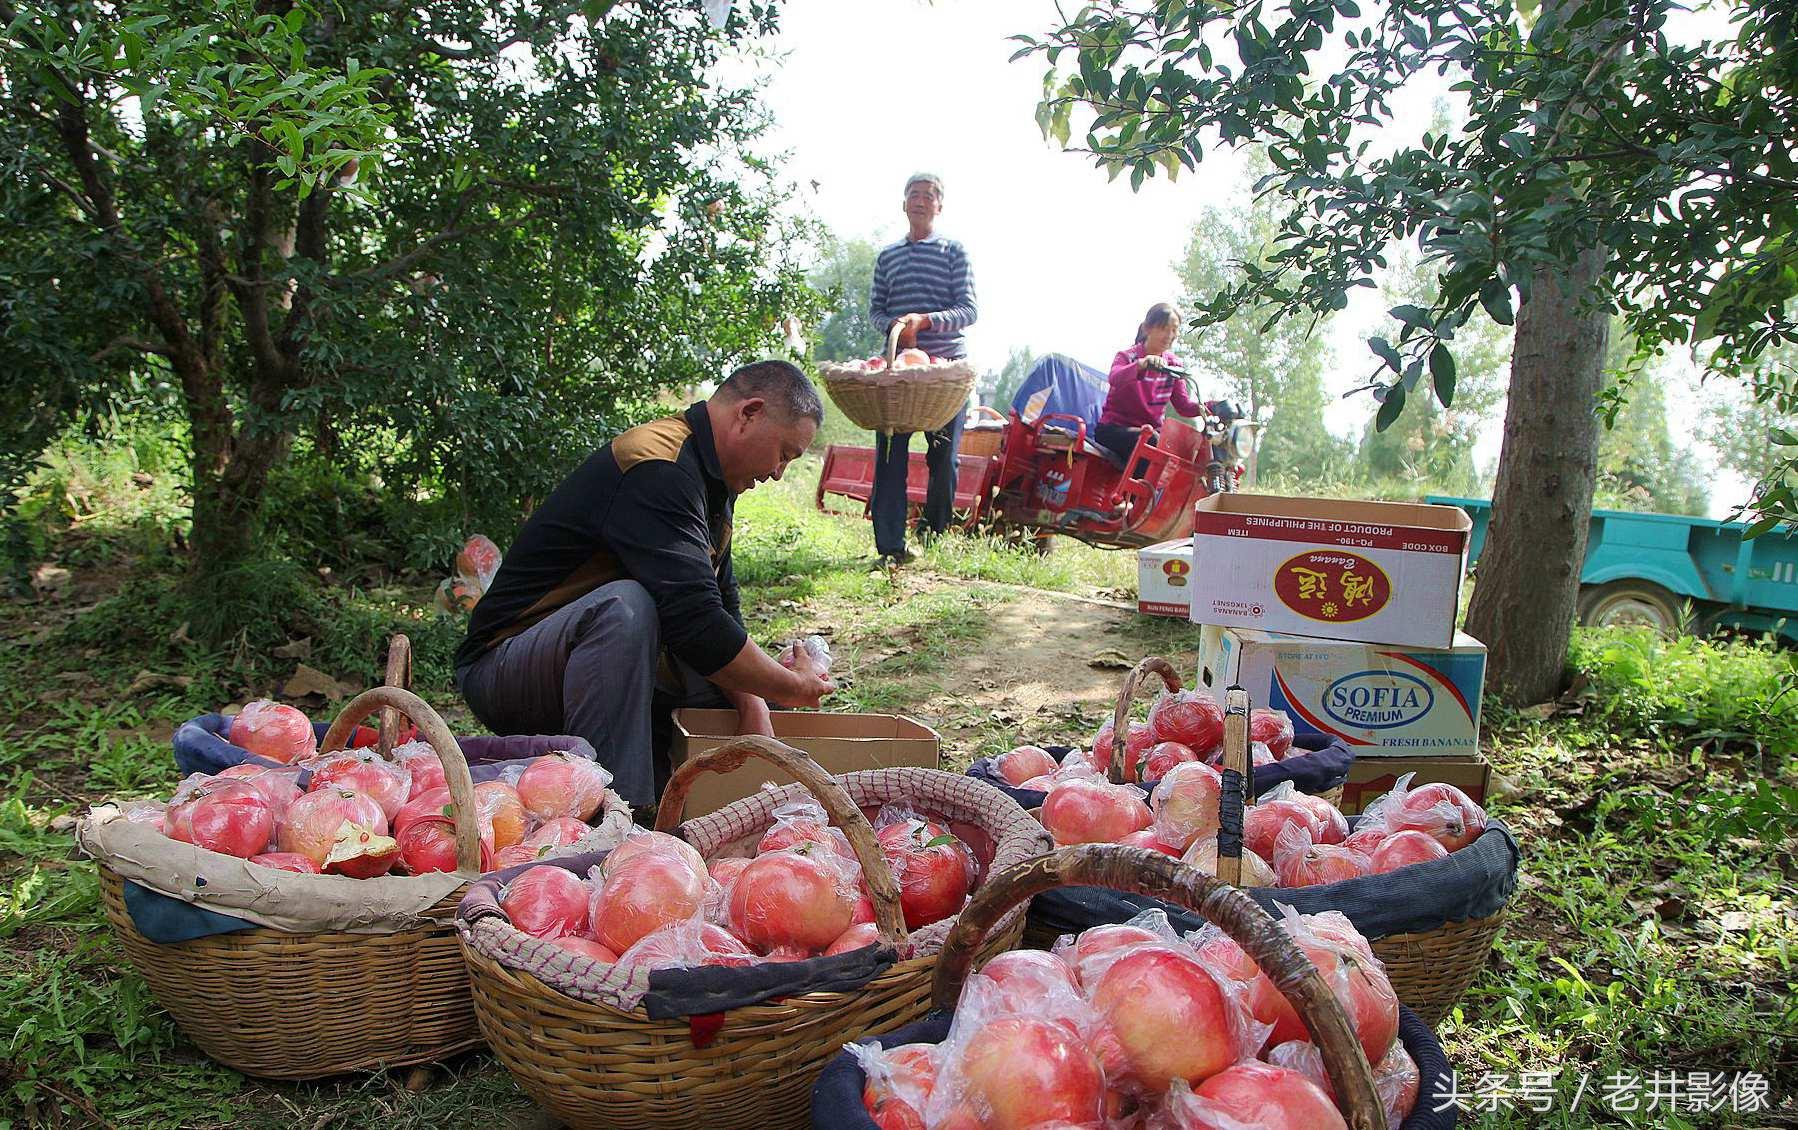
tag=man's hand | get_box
[708,637,834,710]
[777,644,834,709]
[895,312,931,348]
[728,691,775,738]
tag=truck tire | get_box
[1576,580,1687,636]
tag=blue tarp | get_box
[1009,353,1108,431]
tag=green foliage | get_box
[1,0,823,617]
[1014,0,1798,521]
[808,233,884,363]
[1699,347,1798,517]
[984,346,1038,411]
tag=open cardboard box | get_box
[1338,753,1492,815]
[669,709,940,820]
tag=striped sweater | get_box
[867,232,977,360]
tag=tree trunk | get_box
[1464,247,1610,704]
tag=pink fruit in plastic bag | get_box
[604,830,706,884]
[1291,792,1349,845]
[217,764,302,821]
[248,851,321,874]
[306,752,410,821]
[1247,708,1295,759]
[1242,797,1320,862]
[188,787,275,858]
[228,700,317,764]
[394,786,455,837]
[392,742,447,795]
[455,534,502,592]
[1140,740,1199,782]
[395,815,471,874]
[591,853,706,954]
[1265,925,1399,1067]
[279,787,387,866]
[1344,823,1388,856]
[1065,922,1161,986]
[825,921,881,956]
[323,823,401,878]
[1368,828,1450,873]
[858,1042,938,1130]
[955,1016,1106,1130]
[1274,840,1369,887]
[1180,836,1276,887]
[515,753,610,822]
[728,849,854,953]
[758,812,850,859]
[1117,828,1183,857]
[876,820,971,929]
[1040,778,1152,846]
[162,776,247,843]
[1172,1061,1347,1128]
[1390,779,1488,851]
[1119,722,1155,782]
[502,866,591,938]
[974,950,1080,1013]
[1148,691,1225,753]
[1267,1038,1421,1128]
[550,935,619,963]
[1150,761,1223,851]
[709,855,750,887]
[994,745,1057,786]
[474,781,528,850]
[1090,946,1245,1090]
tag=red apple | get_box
[516,752,610,822]
[1040,778,1152,846]
[1368,828,1450,873]
[227,700,317,764]
[1149,761,1223,851]
[501,865,591,938]
[591,852,707,953]
[995,745,1058,785]
[876,820,972,929]
[1089,946,1243,1090]
[1248,708,1295,759]
[1148,691,1226,754]
[728,849,853,953]
[955,1016,1105,1130]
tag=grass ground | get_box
[2,445,1794,1127]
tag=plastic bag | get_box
[1267,1038,1421,1129]
[1050,906,1182,989]
[500,865,592,939]
[1149,761,1223,852]
[1147,689,1226,754]
[757,798,853,860]
[848,1041,939,1130]
[777,634,833,674]
[588,849,708,955]
[967,948,1082,1017]
[1269,904,1399,1067]
[1241,782,1324,863]
[215,762,304,822]
[993,744,1057,786]
[1271,821,1369,888]
[117,799,168,826]
[227,700,317,764]
[301,749,412,821]
[727,847,857,955]
[1248,707,1295,760]
[601,827,707,883]
[1152,1064,1346,1129]
[1378,771,1489,852]
[1040,777,1153,847]
[614,914,758,980]
[873,801,976,930]
[1291,791,1350,846]
[515,751,613,822]
[1179,835,1275,888]
[455,533,502,593]
[390,740,447,796]
[492,815,591,868]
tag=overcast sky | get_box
[733,0,1747,515]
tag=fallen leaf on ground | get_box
[283,664,357,700]
[128,670,194,695]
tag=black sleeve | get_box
[606,462,749,675]
[718,550,744,630]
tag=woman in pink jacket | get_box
[1094,303,1205,468]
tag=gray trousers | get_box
[455,579,728,808]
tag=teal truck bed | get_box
[1428,495,1797,642]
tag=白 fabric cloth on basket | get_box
[965,733,1355,809]
[1027,820,1520,942]
[810,1004,1458,1130]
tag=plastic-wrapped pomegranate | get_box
[1149,761,1223,852]
[216,763,303,822]
[604,829,706,884]
[278,787,387,867]
[187,785,275,858]
[728,849,854,954]
[473,781,529,850]
[1247,708,1295,760]
[515,752,612,822]
[875,813,973,930]
[1040,778,1152,847]
[590,854,707,954]
[305,751,411,821]
[501,866,592,939]
[228,700,317,764]
[1147,690,1226,754]
[248,851,321,874]
[1159,1062,1347,1128]
[994,745,1057,786]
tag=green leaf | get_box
[1389,304,1432,329]
[1369,336,1401,371]
[1430,343,1456,407]
[1375,382,1406,431]
[1478,280,1515,326]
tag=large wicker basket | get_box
[1023,678,1512,1025]
[88,683,632,1079]
[819,323,976,435]
[459,737,1049,1130]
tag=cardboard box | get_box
[1338,754,1491,816]
[1196,625,1486,757]
[670,710,940,819]
[1188,494,1472,649]
[1137,537,1194,617]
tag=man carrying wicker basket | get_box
[866,172,979,565]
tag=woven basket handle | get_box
[886,319,906,367]
[320,687,482,874]
[376,633,412,759]
[654,735,909,949]
[1216,685,1252,886]
[932,845,1386,1130]
[1106,656,1182,782]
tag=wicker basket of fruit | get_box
[79,680,631,1080]
[455,736,1049,1130]
[1019,682,1517,1024]
[812,841,1459,1130]
[819,322,976,435]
